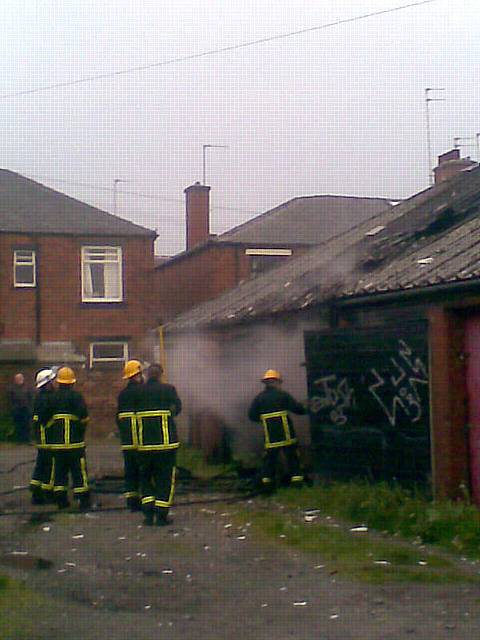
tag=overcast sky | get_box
[1,0,479,254]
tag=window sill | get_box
[80,301,127,308]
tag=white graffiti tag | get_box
[310,374,355,425]
[368,339,428,427]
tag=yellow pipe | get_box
[158,325,168,382]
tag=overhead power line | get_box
[2,0,441,99]
[25,173,258,215]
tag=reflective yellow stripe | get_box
[137,443,180,451]
[80,457,88,491]
[118,412,138,447]
[47,443,85,449]
[124,491,139,498]
[154,467,176,507]
[260,410,294,448]
[291,475,304,482]
[43,457,55,491]
[136,410,171,447]
[30,479,42,487]
[141,496,155,505]
[54,486,67,492]
[40,425,46,447]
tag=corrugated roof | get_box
[167,165,480,331]
[0,170,156,237]
[218,195,393,245]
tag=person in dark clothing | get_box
[248,369,306,492]
[44,367,91,510]
[136,364,182,526]
[117,359,144,512]
[30,367,58,504]
[8,373,33,443]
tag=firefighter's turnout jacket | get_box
[43,386,89,450]
[248,387,306,449]
[117,381,141,450]
[136,379,182,452]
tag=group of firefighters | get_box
[28,362,306,527]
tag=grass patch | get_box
[240,508,477,584]
[272,482,480,559]
[0,415,15,442]
[177,446,235,480]
[0,574,55,639]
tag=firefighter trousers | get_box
[138,450,177,517]
[53,448,90,506]
[30,449,55,500]
[261,444,303,487]
[123,450,140,502]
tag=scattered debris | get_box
[224,523,232,529]
[304,515,318,523]
[417,257,433,265]
[72,534,84,539]
[162,569,173,574]
[42,526,51,532]
[293,601,308,607]
[350,525,368,533]
[314,565,325,570]
[329,614,339,620]
[374,561,391,565]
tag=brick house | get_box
[0,170,157,432]
[153,182,392,320]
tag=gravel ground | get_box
[1,443,480,640]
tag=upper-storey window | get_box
[14,249,36,287]
[81,246,123,302]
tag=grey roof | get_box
[167,164,480,331]
[0,170,156,237]
[218,195,393,245]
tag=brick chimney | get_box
[185,182,211,250]
[433,149,478,184]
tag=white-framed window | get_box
[13,249,36,287]
[89,341,129,368]
[81,246,123,302]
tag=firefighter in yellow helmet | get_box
[116,360,144,511]
[248,369,306,492]
[43,366,91,510]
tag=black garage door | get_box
[304,321,431,486]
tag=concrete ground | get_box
[1,443,480,640]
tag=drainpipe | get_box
[35,245,41,346]
[158,325,168,382]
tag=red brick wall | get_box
[153,244,251,320]
[0,233,155,354]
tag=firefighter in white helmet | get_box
[30,367,58,504]
[248,369,306,492]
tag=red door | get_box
[465,315,480,505]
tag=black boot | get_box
[56,492,70,510]
[78,492,92,512]
[31,488,46,505]
[143,506,154,526]
[155,507,172,527]
[127,496,141,512]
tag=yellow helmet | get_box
[262,369,282,382]
[122,359,143,380]
[57,366,76,384]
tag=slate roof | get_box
[218,195,393,245]
[167,164,480,331]
[0,170,156,237]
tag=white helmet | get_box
[35,368,57,389]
